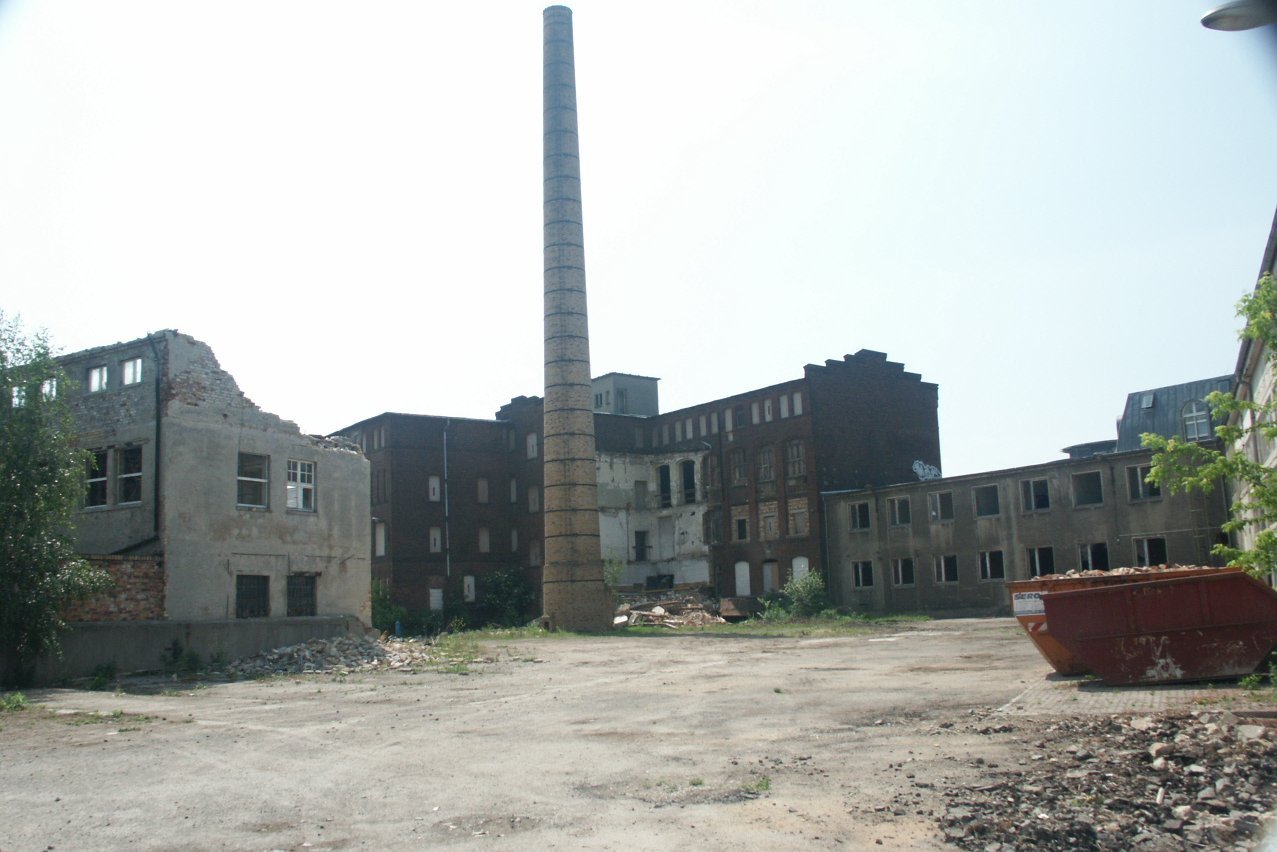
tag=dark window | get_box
[1127,465,1161,500]
[849,501,871,531]
[892,558,914,587]
[979,550,1005,581]
[1135,537,1167,567]
[735,517,748,541]
[237,453,269,508]
[86,450,108,507]
[934,554,958,583]
[853,561,874,588]
[786,441,806,479]
[888,497,911,526]
[286,574,317,617]
[634,530,649,562]
[658,465,673,508]
[117,446,143,504]
[1028,546,1055,577]
[757,446,775,482]
[730,449,747,485]
[1080,542,1109,572]
[1072,471,1103,507]
[236,575,270,618]
[928,491,954,522]
[973,485,1000,517]
[680,460,696,504]
[1021,478,1049,511]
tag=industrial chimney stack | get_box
[540,5,610,631]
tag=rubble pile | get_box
[223,636,446,678]
[940,710,1277,851]
[1052,564,1221,579]
[616,601,727,628]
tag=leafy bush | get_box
[783,573,829,618]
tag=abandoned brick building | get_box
[58,332,372,648]
[826,376,1233,615]
[338,349,941,614]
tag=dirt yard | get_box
[2,618,1274,850]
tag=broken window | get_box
[734,404,747,431]
[891,558,914,587]
[286,574,317,617]
[429,526,442,553]
[117,446,142,504]
[477,477,489,504]
[888,497,911,527]
[849,501,871,531]
[973,485,1000,518]
[87,364,107,392]
[1079,542,1109,572]
[928,491,954,522]
[1183,400,1211,441]
[121,357,143,385]
[1072,471,1103,507]
[1028,546,1055,577]
[761,512,779,541]
[528,485,540,512]
[763,399,773,422]
[786,440,806,479]
[86,450,108,507]
[237,453,269,508]
[1020,478,1049,512]
[526,432,539,459]
[680,460,696,504]
[934,554,958,584]
[287,459,315,511]
[757,446,775,482]
[1127,465,1160,500]
[735,517,749,541]
[428,475,441,502]
[634,530,649,561]
[236,575,270,618]
[978,550,1005,581]
[658,465,673,508]
[788,508,809,537]
[1134,537,1167,567]
[853,561,874,588]
[478,527,490,554]
[730,449,747,485]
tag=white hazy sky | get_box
[3,1,1276,476]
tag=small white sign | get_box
[1012,591,1045,616]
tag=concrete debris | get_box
[616,601,727,628]
[222,635,471,678]
[938,709,1277,851]
[1055,563,1223,578]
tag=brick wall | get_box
[64,556,165,622]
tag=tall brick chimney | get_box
[540,5,610,631]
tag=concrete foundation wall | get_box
[24,616,366,684]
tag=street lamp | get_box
[1202,0,1277,31]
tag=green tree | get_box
[1142,273,1277,577]
[0,314,108,686]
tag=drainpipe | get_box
[144,333,163,542]
[443,418,451,579]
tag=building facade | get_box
[343,349,940,613]
[62,331,371,626]
[825,378,1232,615]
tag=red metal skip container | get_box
[1042,570,1277,685]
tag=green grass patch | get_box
[1,691,29,712]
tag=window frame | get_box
[117,446,143,505]
[87,365,108,393]
[1020,478,1050,512]
[286,459,316,512]
[973,484,1000,518]
[978,550,1005,582]
[1126,464,1161,501]
[891,557,915,588]
[849,501,871,532]
[933,554,959,584]
[852,560,874,588]
[236,452,270,509]
[928,491,954,522]
[1133,536,1167,568]
[121,357,143,386]
[1072,471,1104,507]
[888,496,912,527]
[1183,399,1211,441]
[86,449,109,507]
[1027,546,1055,577]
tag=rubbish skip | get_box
[1042,570,1277,685]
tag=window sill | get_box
[286,508,318,516]
[1072,503,1105,510]
[237,505,270,512]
